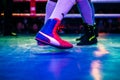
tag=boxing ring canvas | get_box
[0,33,120,80]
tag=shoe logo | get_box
[39,31,60,46]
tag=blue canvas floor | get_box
[0,33,120,80]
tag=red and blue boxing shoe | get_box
[35,18,73,49]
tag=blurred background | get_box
[0,0,120,36]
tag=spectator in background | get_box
[2,0,17,36]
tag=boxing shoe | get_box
[35,18,73,49]
[76,23,98,41]
[76,24,97,45]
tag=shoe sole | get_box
[77,39,98,46]
[35,38,72,49]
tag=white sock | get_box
[49,0,75,20]
[45,0,56,23]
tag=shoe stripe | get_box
[89,35,95,41]
[39,31,60,46]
